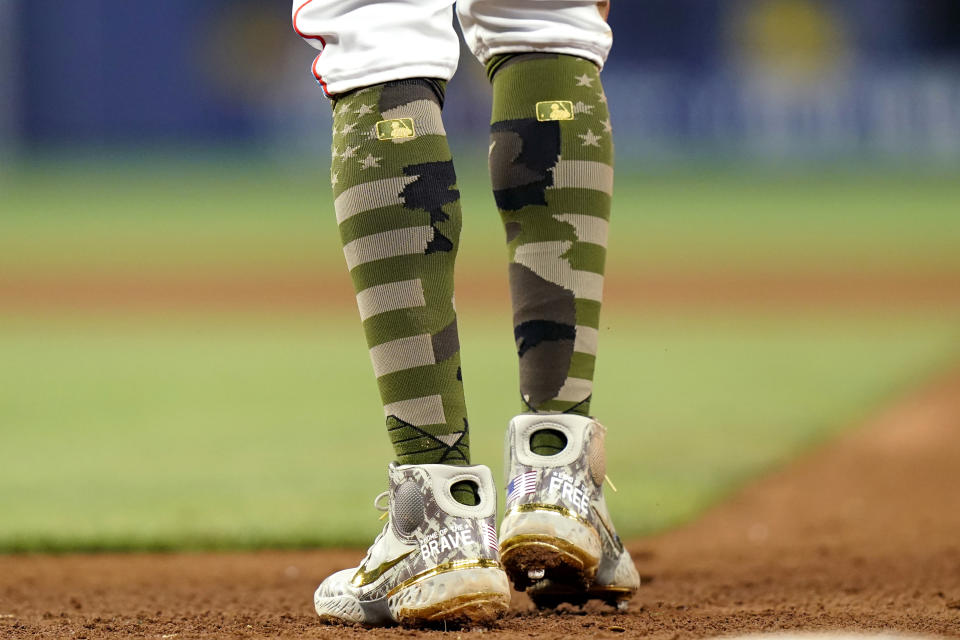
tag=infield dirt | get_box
[2,367,959,639]
[2,269,959,311]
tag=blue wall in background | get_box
[7,0,960,153]
[18,0,255,144]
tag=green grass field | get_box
[1,310,958,551]
[3,160,960,275]
[2,160,959,551]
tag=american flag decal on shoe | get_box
[480,521,499,553]
[506,470,538,505]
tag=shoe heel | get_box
[500,506,601,589]
[388,562,510,625]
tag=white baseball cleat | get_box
[313,463,511,626]
[499,414,640,609]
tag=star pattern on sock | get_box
[331,170,339,186]
[340,122,357,135]
[341,144,359,159]
[354,104,375,117]
[602,118,613,133]
[579,129,602,147]
[358,153,381,170]
[575,73,595,87]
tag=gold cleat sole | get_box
[500,533,599,590]
[396,591,511,626]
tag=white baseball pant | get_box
[292,0,613,96]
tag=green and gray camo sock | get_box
[487,54,614,419]
[330,79,472,478]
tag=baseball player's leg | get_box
[459,0,639,609]
[295,1,471,474]
[330,79,473,473]
[459,0,613,418]
[295,2,511,626]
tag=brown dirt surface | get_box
[1,269,959,311]
[2,369,960,639]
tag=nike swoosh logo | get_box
[591,504,623,553]
[350,550,414,588]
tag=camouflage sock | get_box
[487,54,613,418]
[330,78,471,470]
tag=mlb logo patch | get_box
[536,100,575,121]
[506,470,538,504]
[376,118,416,140]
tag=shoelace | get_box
[375,490,390,520]
[605,474,618,492]
[352,494,390,568]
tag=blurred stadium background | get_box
[1,1,959,551]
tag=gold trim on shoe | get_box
[532,582,634,596]
[386,558,504,597]
[397,591,511,623]
[529,583,635,603]
[351,550,414,587]
[499,533,598,570]
[591,586,635,595]
[503,502,593,528]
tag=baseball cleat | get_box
[313,463,511,627]
[499,414,640,610]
